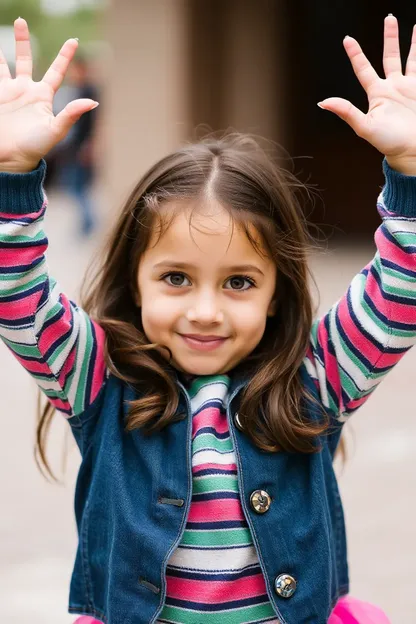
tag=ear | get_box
[267,299,276,317]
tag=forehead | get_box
[144,200,270,264]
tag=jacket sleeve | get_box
[0,160,107,418]
[305,160,416,421]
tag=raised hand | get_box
[319,15,416,175]
[0,18,98,173]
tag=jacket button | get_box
[234,412,244,431]
[250,489,271,513]
[274,574,297,598]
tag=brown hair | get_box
[36,133,332,479]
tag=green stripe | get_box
[189,375,230,399]
[2,230,45,244]
[2,339,40,357]
[383,266,415,283]
[383,282,416,298]
[0,269,45,282]
[73,314,94,413]
[159,601,276,624]
[193,433,233,454]
[193,475,238,494]
[0,273,44,297]
[392,231,416,247]
[181,527,252,547]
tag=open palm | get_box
[0,18,97,172]
[320,15,416,174]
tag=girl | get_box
[0,15,415,624]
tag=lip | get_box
[179,333,228,352]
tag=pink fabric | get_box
[74,596,391,624]
[329,596,391,623]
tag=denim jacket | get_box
[68,368,347,624]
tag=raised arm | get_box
[306,16,416,417]
[306,165,416,417]
[0,19,106,417]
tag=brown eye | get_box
[224,276,255,291]
[164,273,190,287]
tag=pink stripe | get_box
[377,227,416,273]
[193,462,236,474]
[89,322,106,402]
[0,205,46,220]
[0,242,47,267]
[0,292,41,319]
[37,294,74,353]
[312,322,343,408]
[337,296,382,363]
[192,406,229,436]
[187,498,244,522]
[364,265,416,322]
[166,572,267,604]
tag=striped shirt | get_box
[1,161,416,620]
[157,375,279,624]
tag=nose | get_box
[186,289,224,325]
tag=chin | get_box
[173,359,226,377]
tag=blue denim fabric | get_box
[67,366,348,624]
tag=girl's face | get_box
[136,201,277,376]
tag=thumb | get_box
[53,99,99,140]
[318,97,366,137]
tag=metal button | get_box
[234,412,244,431]
[250,489,271,513]
[274,574,297,598]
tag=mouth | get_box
[179,333,229,352]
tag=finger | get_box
[14,18,32,78]
[42,38,79,93]
[318,98,367,136]
[343,36,380,92]
[0,46,11,81]
[53,99,99,139]
[383,14,402,77]
[405,23,416,76]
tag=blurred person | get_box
[56,54,100,236]
[1,15,415,624]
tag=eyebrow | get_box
[153,261,265,276]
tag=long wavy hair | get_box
[36,133,334,479]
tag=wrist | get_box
[0,159,40,174]
[385,156,416,177]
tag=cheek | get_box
[140,293,180,334]
[232,301,268,337]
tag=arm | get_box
[0,162,107,416]
[0,19,105,417]
[306,15,416,417]
[306,162,416,417]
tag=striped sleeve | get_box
[305,160,416,421]
[0,160,107,418]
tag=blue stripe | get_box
[194,426,229,440]
[192,491,240,502]
[0,257,43,274]
[186,520,247,530]
[166,564,262,582]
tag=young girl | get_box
[0,15,415,624]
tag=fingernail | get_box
[317,102,325,109]
[388,13,394,16]
[91,102,99,109]
[74,37,79,42]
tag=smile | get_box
[179,334,228,352]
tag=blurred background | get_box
[1,0,416,622]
